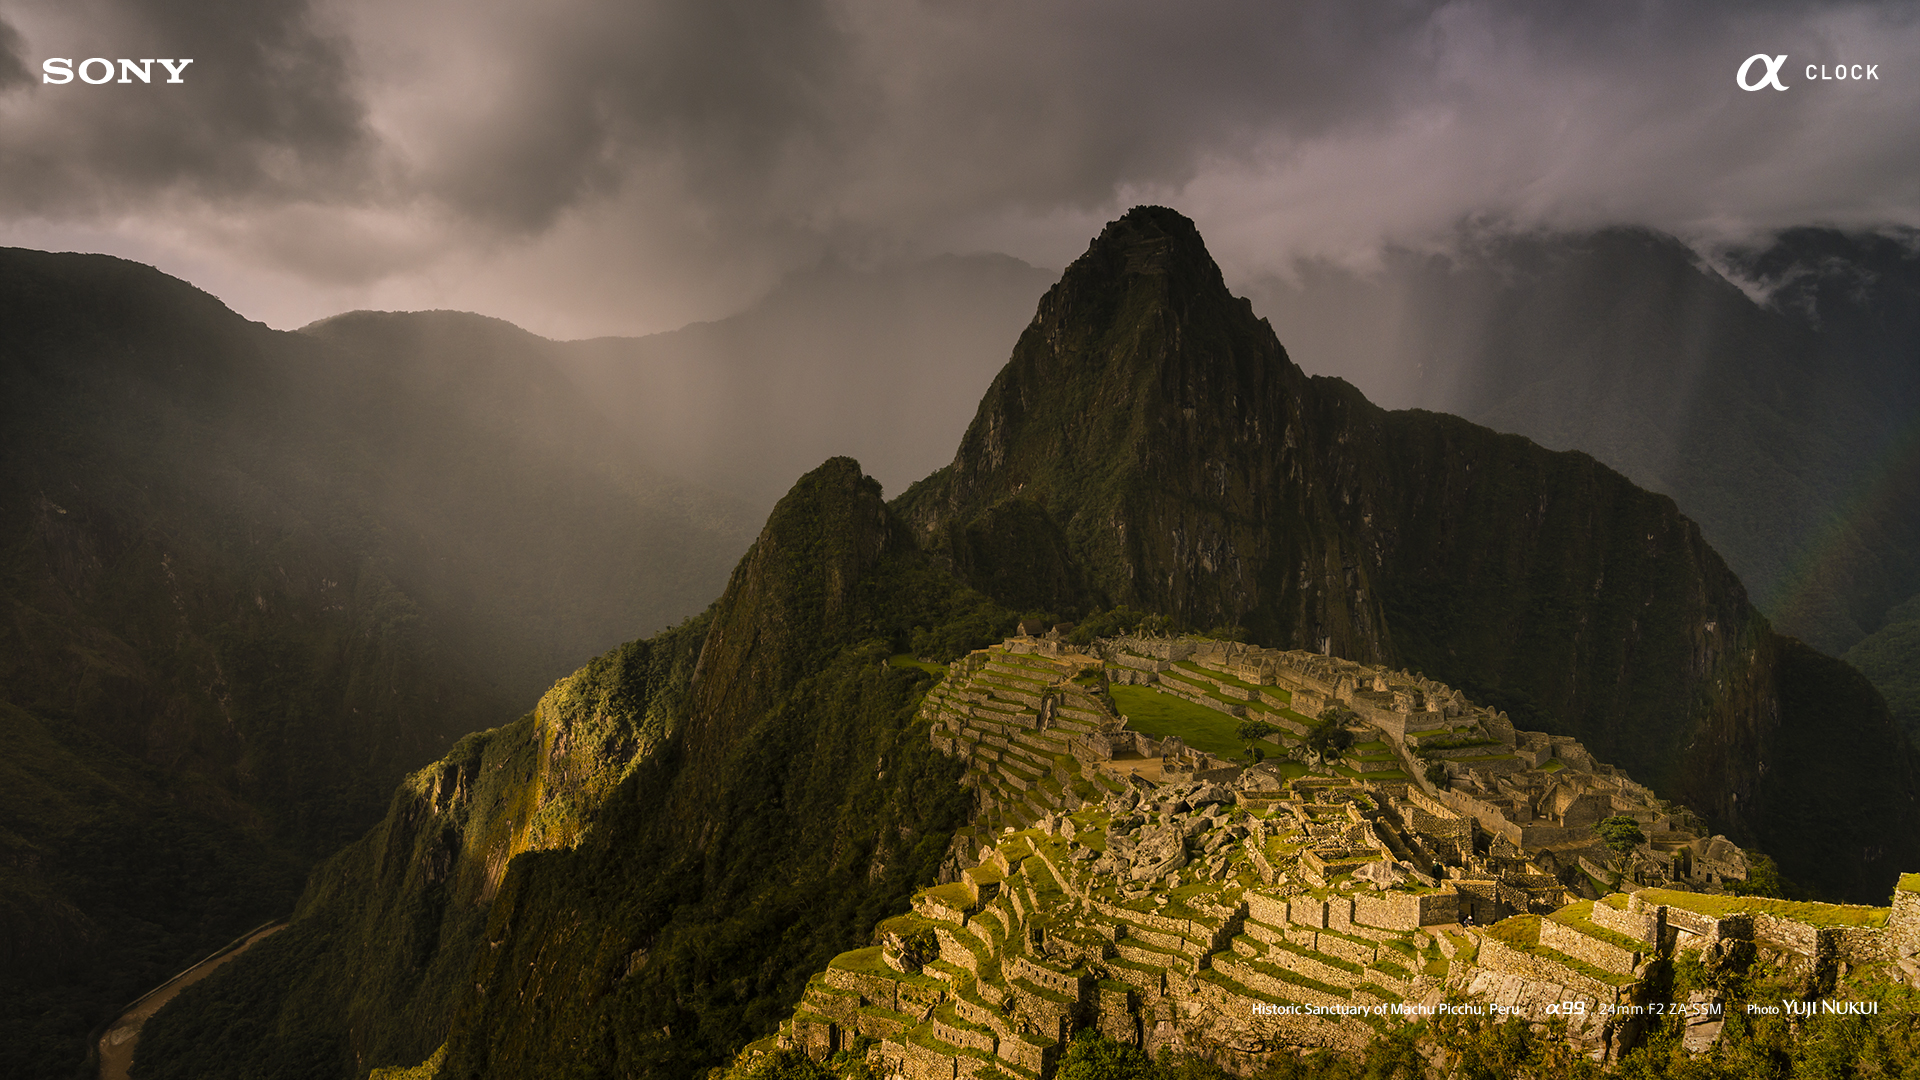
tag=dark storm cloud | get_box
[366,0,1917,251]
[0,17,30,90]
[348,0,1448,238]
[1,0,1914,334]
[0,0,370,213]
[374,0,857,232]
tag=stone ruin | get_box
[747,635,1920,1079]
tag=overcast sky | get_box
[0,0,1914,338]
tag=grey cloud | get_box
[415,0,855,231]
[357,0,1920,269]
[2,0,1915,335]
[0,0,370,214]
[0,17,29,90]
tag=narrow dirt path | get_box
[97,921,286,1080]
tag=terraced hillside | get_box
[920,635,1741,904]
[755,792,1920,1078]
[724,634,1920,1077]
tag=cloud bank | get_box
[0,0,1914,334]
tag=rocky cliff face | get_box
[897,207,1919,901]
[129,620,710,1079]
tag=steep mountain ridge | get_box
[1246,227,1920,664]
[131,616,712,1079]
[138,460,995,1079]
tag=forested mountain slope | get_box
[0,251,750,1077]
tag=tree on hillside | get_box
[1306,708,1356,764]
[1237,719,1277,762]
[1595,815,1646,855]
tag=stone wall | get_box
[1750,913,1822,959]
[1833,926,1890,965]
[1210,956,1349,1010]
[1309,933,1377,967]
[1474,937,1626,1004]
[1589,898,1661,945]
[1890,887,1920,970]
[1539,919,1640,975]
[1655,904,1750,946]
[1351,889,1459,930]
[825,966,898,1010]
[1285,896,1328,929]
[1010,954,1085,999]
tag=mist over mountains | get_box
[0,250,752,1076]
[556,253,1057,503]
[1247,228,1920,650]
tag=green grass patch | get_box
[877,912,942,937]
[1546,900,1646,953]
[1901,873,1920,894]
[1109,685,1250,761]
[1483,915,1633,985]
[830,945,894,975]
[922,882,976,910]
[889,653,950,676]
[1638,887,1891,928]
[1484,915,1541,948]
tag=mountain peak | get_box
[898,205,1300,619]
[1086,204,1214,273]
[1046,204,1241,331]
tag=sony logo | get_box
[41,58,194,85]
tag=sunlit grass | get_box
[1109,685,1252,761]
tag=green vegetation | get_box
[887,654,950,677]
[1481,915,1634,988]
[1109,685,1252,761]
[1636,887,1890,928]
[142,460,993,1079]
[0,252,761,1075]
[1067,606,1163,645]
[1615,962,1920,1078]
[1305,710,1357,764]
[1546,901,1645,954]
[1727,852,1788,899]
[1594,815,1646,855]
[1846,593,1920,743]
